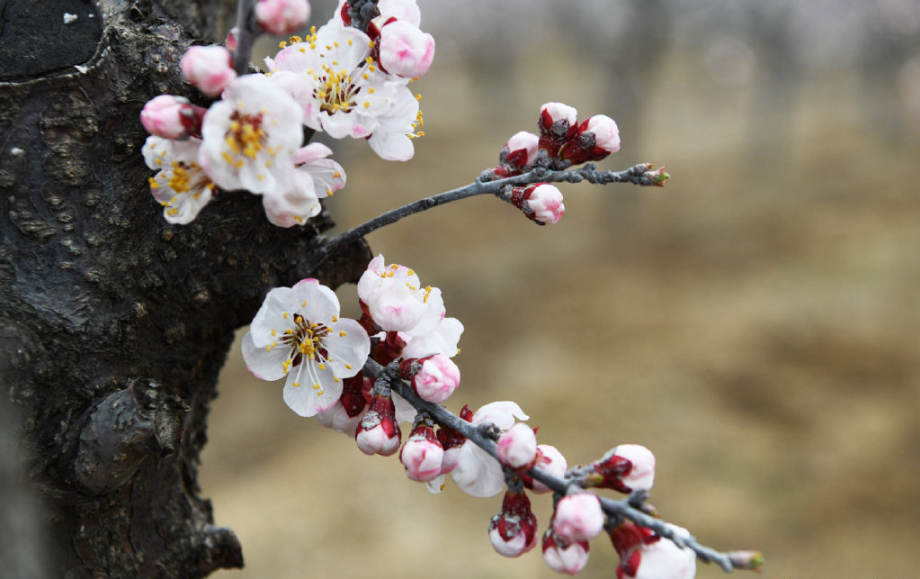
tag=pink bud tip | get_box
[181,45,237,97]
[542,529,590,575]
[255,0,311,36]
[400,423,444,482]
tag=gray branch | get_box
[363,358,740,573]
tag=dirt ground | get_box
[200,38,920,579]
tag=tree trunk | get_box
[0,1,370,577]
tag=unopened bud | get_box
[355,390,401,456]
[587,444,656,493]
[378,20,435,79]
[497,423,538,469]
[523,444,567,494]
[255,0,311,36]
[538,102,578,157]
[410,354,460,404]
[489,490,539,558]
[140,95,205,140]
[553,492,605,543]
[505,183,565,225]
[542,528,590,575]
[181,45,237,97]
[559,114,620,165]
[728,550,765,571]
[400,419,443,482]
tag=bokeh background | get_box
[204,1,920,577]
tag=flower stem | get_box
[232,0,259,76]
[362,357,742,573]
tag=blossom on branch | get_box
[200,75,304,194]
[265,22,421,160]
[523,444,567,494]
[143,136,216,225]
[503,183,565,225]
[497,423,538,470]
[242,279,370,417]
[400,417,444,481]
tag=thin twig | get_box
[232,0,258,76]
[362,357,736,573]
[308,163,665,272]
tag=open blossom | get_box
[553,493,605,543]
[451,401,529,497]
[200,74,303,194]
[497,423,538,470]
[242,279,370,417]
[265,22,421,161]
[542,528,590,575]
[260,143,346,227]
[489,490,539,558]
[181,45,236,97]
[611,523,696,579]
[143,136,216,224]
[358,254,444,333]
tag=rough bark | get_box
[0,1,371,577]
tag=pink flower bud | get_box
[542,528,590,575]
[140,95,205,140]
[489,490,539,558]
[490,131,540,178]
[400,421,443,481]
[553,493,605,543]
[255,0,311,36]
[524,444,567,494]
[611,523,696,579]
[587,444,656,493]
[181,45,237,97]
[505,131,540,168]
[559,114,621,165]
[317,375,369,436]
[507,183,565,225]
[538,102,578,157]
[410,354,460,404]
[355,390,401,456]
[497,423,537,469]
[378,20,435,79]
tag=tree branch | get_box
[362,357,740,573]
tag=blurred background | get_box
[203,1,920,577]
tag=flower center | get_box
[282,313,330,368]
[314,65,362,115]
[224,111,266,163]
